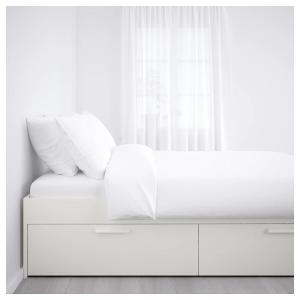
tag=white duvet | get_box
[104,145,293,220]
[104,145,157,219]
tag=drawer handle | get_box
[265,229,294,234]
[94,228,131,234]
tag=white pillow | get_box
[27,116,78,176]
[56,113,116,179]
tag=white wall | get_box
[6,7,76,292]
[76,7,121,141]
[75,6,293,153]
[224,7,293,153]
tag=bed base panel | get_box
[23,196,294,277]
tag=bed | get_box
[23,150,294,277]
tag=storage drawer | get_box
[198,224,294,276]
[28,224,198,276]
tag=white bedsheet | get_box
[30,151,293,219]
[30,172,104,199]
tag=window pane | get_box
[176,61,210,95]
[173,95,211,129]
[136,61,168,97]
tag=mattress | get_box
[30,172,104,199]
[30,151,293,219]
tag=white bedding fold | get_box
[104,144,157,220]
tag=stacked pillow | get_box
[27,115,78,176]
[27,112,116,179]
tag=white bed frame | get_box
[23,196,294,278]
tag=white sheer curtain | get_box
[121,7,227,150]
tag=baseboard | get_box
[6,268,24,294]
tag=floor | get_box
[15,277,294,294]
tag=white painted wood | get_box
[23,196,294,276]
[265,228,294,234]
[28,224,198,276]
[23,200,27,278]
[198,224,294,276]
[24,196,106,224]
[94,228,131,234]
[23,196,293,224]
